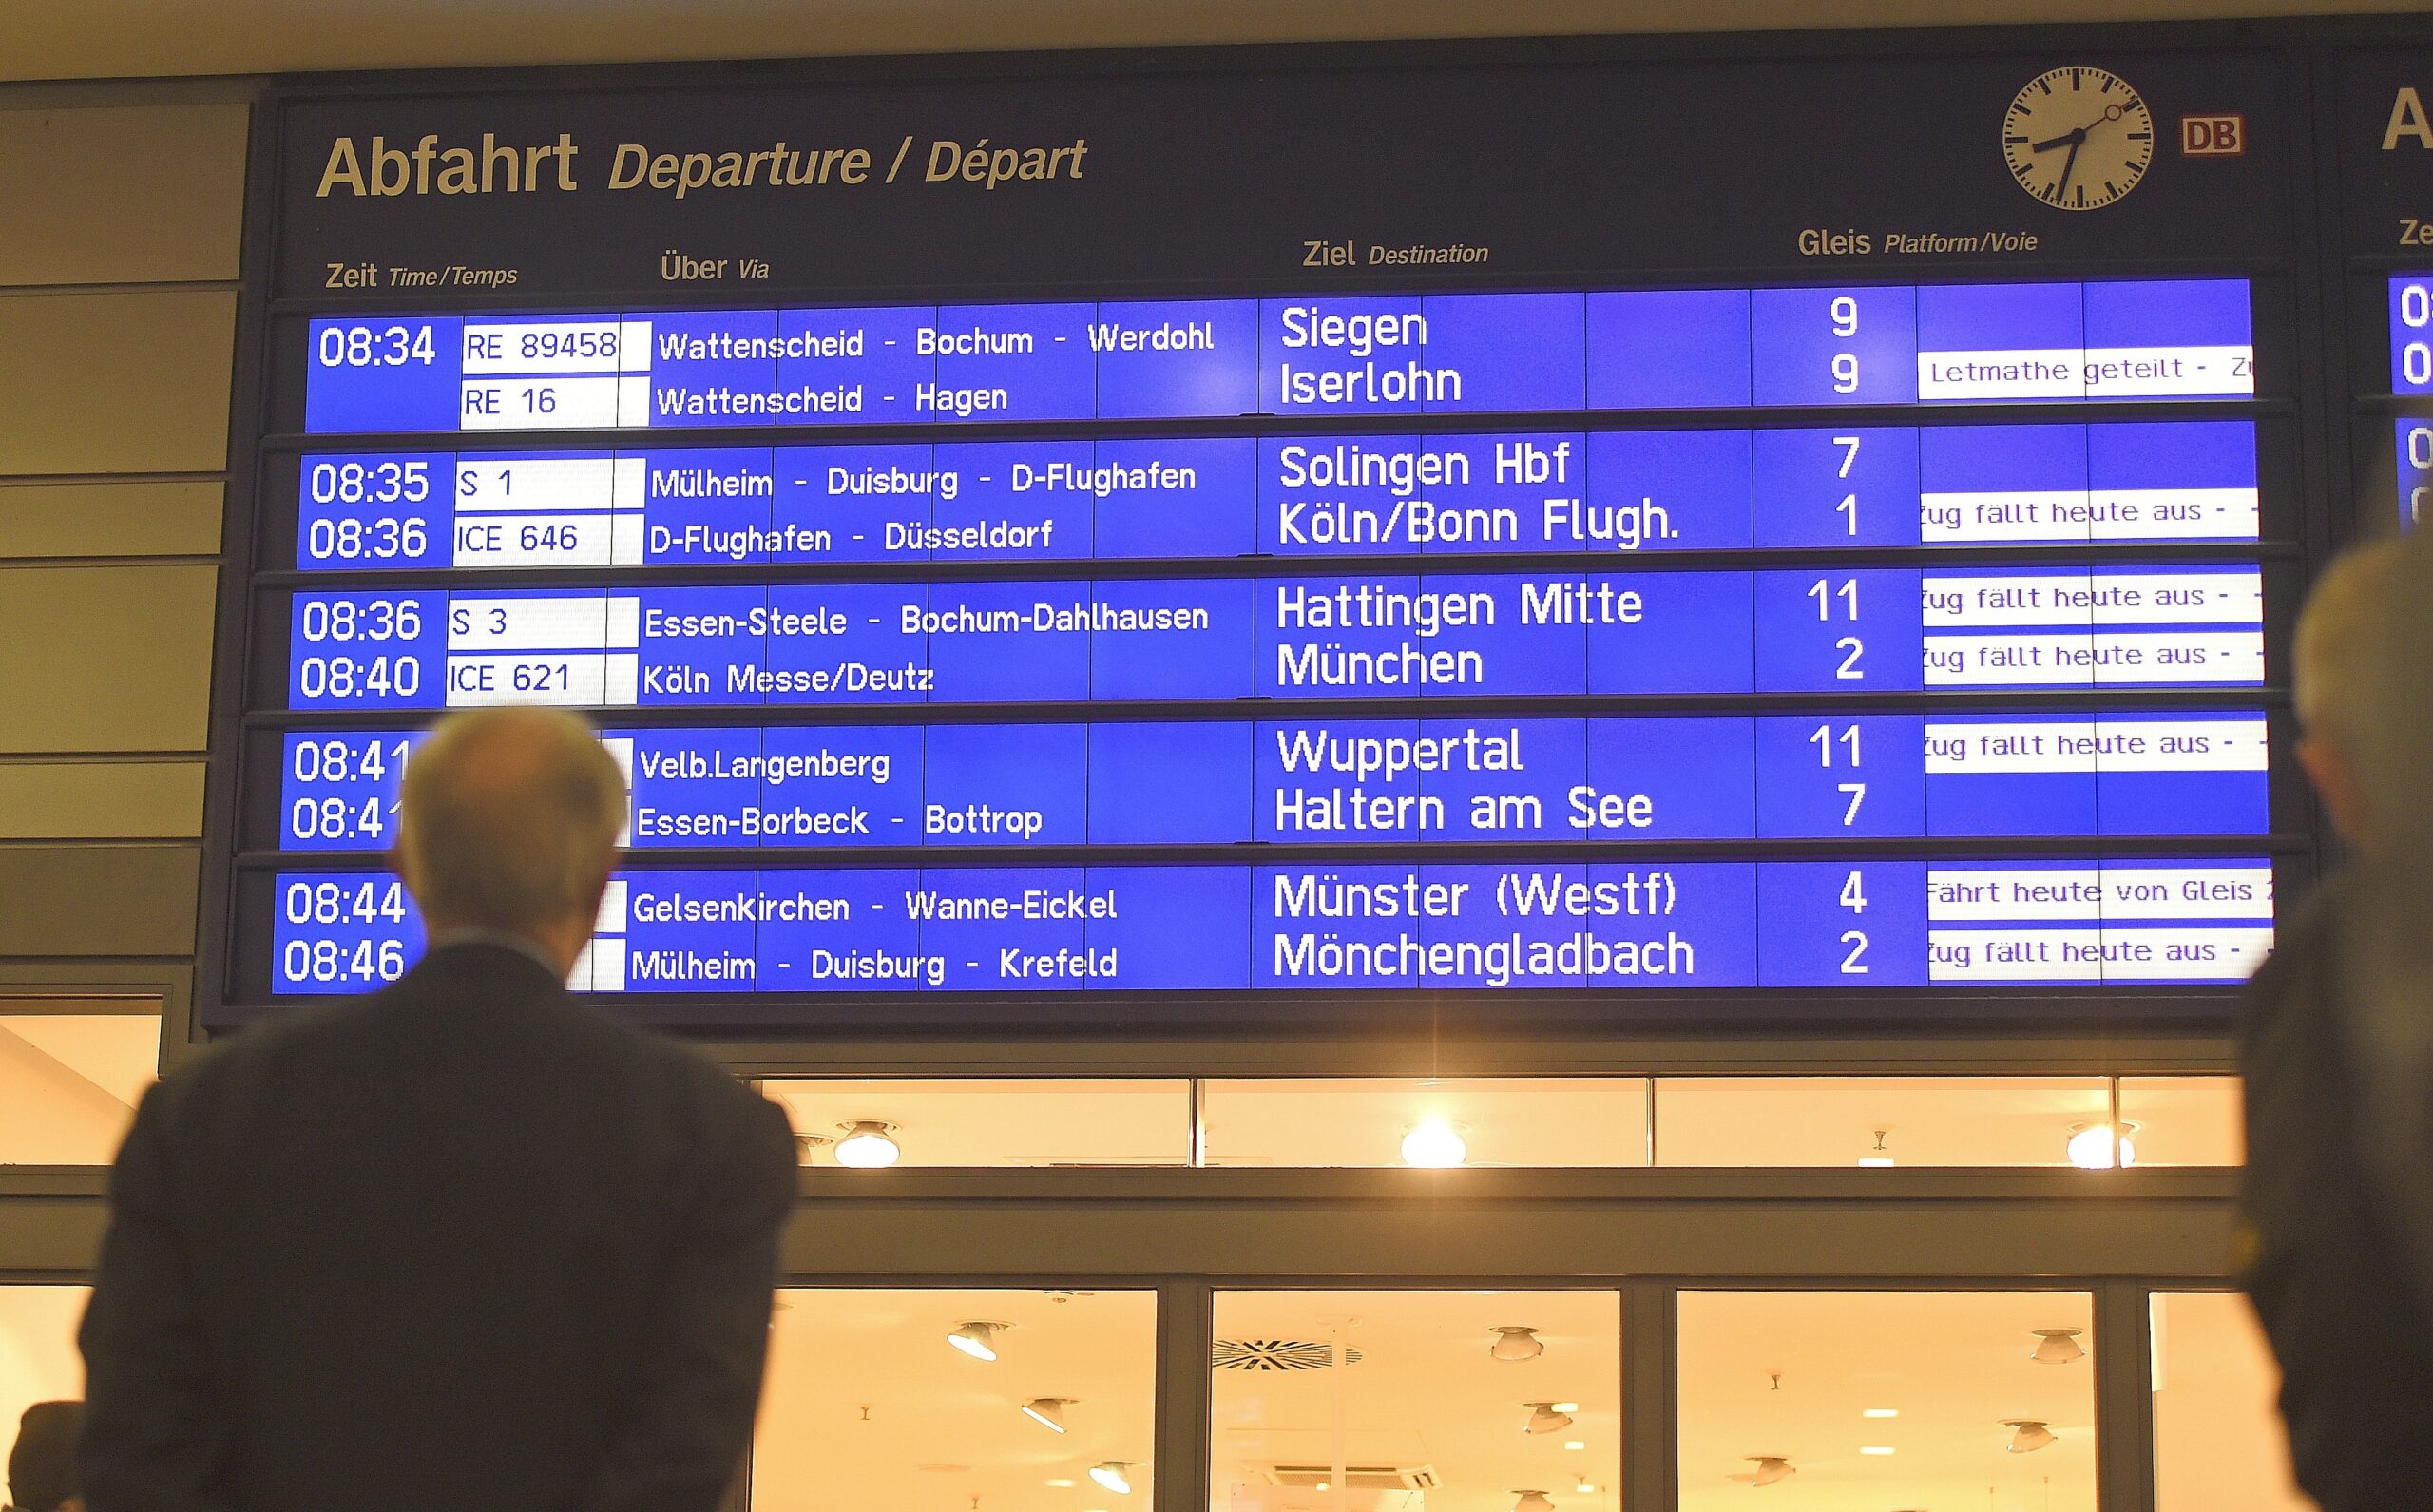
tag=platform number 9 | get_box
[1830,296,1861,394]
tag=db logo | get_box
[2181,114,2246,155]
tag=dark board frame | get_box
[194,16,2433,1053]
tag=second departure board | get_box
[204,33,2340,1034]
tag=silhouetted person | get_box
[79,706,797,1512]
[2241,535,2433,1510]
[9,1401,83,1512]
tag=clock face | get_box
[2003,67,2155,210]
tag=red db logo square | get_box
[2182,115,2246,156]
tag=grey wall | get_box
[0,88,254,1010]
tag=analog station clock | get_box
[2003,67,2155,210]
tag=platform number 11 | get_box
[1808,577,1865,680]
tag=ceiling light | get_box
[1563,1441,1586,1452]
[1859,1130,1895,1168]
[1524,1402,1576,1435]
[2031,1328,2086,1366]
[835,1120,901,1169]
[947,1321,1007,1361]
[1859,1446,1895,1456]
[1730,1457,1794,1487]
[1491,1326,1545,1362]
[1045,1482,1077,1490]
[1021,1398,1072,1433]
[1403,1117,1468,1168]
[1550,1402,1580,1414]
[1861,1408,1900,1419]
[2005,1420,2057,1454]
[2067,1121,2138,1170]
[1573,1482,1596,1496]
[1313,1483,1330,1495]
[1089,1463,1134,1495]
[1515,1492,1556,1512]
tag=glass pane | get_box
[1678,1292,2096,1509]
[0,1011,159,1164]
[1654,1077,2110,1167]
[0,1287,89,1452]
[2152,1292,2308,1511]
[1200,1080,1649,1168]
[759,1080,1191,1167]
[2118,1078,2244,1166]
[756,1289,1157,1512]
[1212,1291,1621,1512]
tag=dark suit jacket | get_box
[78,942,799,1512]
[2239,875,2433,1511]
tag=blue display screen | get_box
[2398,415,2433,533]
[2388,277,2432,530]
[245,271,2288,1017]
[273,712,2272,852]
[280,565,2268,712]
[291,419,2265,569]
[300,278,2256,435]
[269,856,2276,994]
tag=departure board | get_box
[2340,50,2433,534]
[205,34,2340,1035]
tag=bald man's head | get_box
[2294,537,2433,852]
[394,707,626,953]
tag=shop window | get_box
[1210,1291,1621,1512]
[2151,1292,2308,1511]
[754,1289,1157,1512]
[0,1287,88,1453]
[1199,1080,1649,1168]
[759,1080,1191,1168]
[0,1006,159,1165]
[1678,1291,2097,1510]
[2117,1078,2244,1166]
[1653,1077,2112,1167]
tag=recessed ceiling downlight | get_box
[2005,1420,2058,1454]
[1022,1398,1073,1433]
[1490,1326,1545,1362]
[1523,1402,1575,1435]
[1727,1457,1794,1487]
[948,1321,1008,1361]
[1402,1117,1468,1167]
[835,1120,901,1168]
[2031,1327,2086,1365]
[2067,1121,2138,1170]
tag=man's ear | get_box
[2298,735,2365,848]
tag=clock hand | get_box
[2035,105,2127,154]
[2057,135,2083,200]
